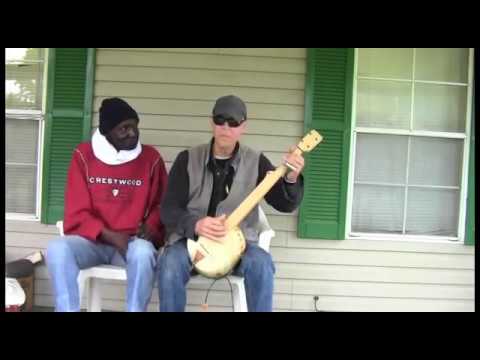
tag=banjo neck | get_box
[225,129,322,230]
[225,162,291,230]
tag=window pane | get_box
[358,48,413,79]
[409,137,463,187]
[6,48,44,62]
[352,184,405,234]
[5,63,44,110]
[415,48,469,83]
[355,134,408,183]
[6,165,37,214]
[353,48,471,239]
[414,83,467,132]
[6,118,39,164]
[357,79,411,129]
[5,48,44,216]
[406,188,459,236]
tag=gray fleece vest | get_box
[167,143,260,245]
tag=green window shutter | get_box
[465,87,475,245]
[41,48,96,224]
[298,48,354,240]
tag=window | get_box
[349,48,473,241]
[5,48,47,218]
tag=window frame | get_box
[5,48,49,221]
[345,48,474,243]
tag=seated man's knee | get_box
[157,243,190,279]
[244,246,275,274]
[46,237,72,264]
[127,238,156,263]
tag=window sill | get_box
[5,213,40,222]
[348,232,462,244]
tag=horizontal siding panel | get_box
[97,50,306,74]
[93,114,303,136]
[5,232,55,249]
[150,147,295,167]
[267,215,297,232]
[153,146,186,162]
[6,220,58,235]
[96,66,305,90]
[95,82,305,105]
[141,130,210,148]
[269,231,288,247]
[271,247,474,269]
[149,147,297,169]
[261,200,298,214]
[93,97,304,121]
[291,294,474,312]
[286,233,475,254]
[275,263,474,284]
[292,279,474,300]
[98,48,307,59]
[140,130,301,153]
[150,147,295,173]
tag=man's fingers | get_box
[199,224,226,236]
[204,224,227,236]
[285,162,298,172]
[285,153,304,172]
[208,222,226,230]
[213,215,227,225]
[196,216,229,241]
[208,228,227,237]
[201,230,226,242]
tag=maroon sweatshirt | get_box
[63,142,167,249]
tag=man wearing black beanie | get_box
[99,98,139,138]
[46,97,168,312]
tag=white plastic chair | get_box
[54,208,274,312]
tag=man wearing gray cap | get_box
[157,95,305,312]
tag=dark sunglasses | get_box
[213,116,244,128]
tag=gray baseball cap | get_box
[212,95,247,122]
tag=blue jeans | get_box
[157,240,275,312]
[46,235,158,312]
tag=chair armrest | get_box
[56,221,64,236]
[258,229,275,252]
[256,206,275,252]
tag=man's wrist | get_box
[284,173,298,183]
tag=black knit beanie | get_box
[99,97,139,135]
